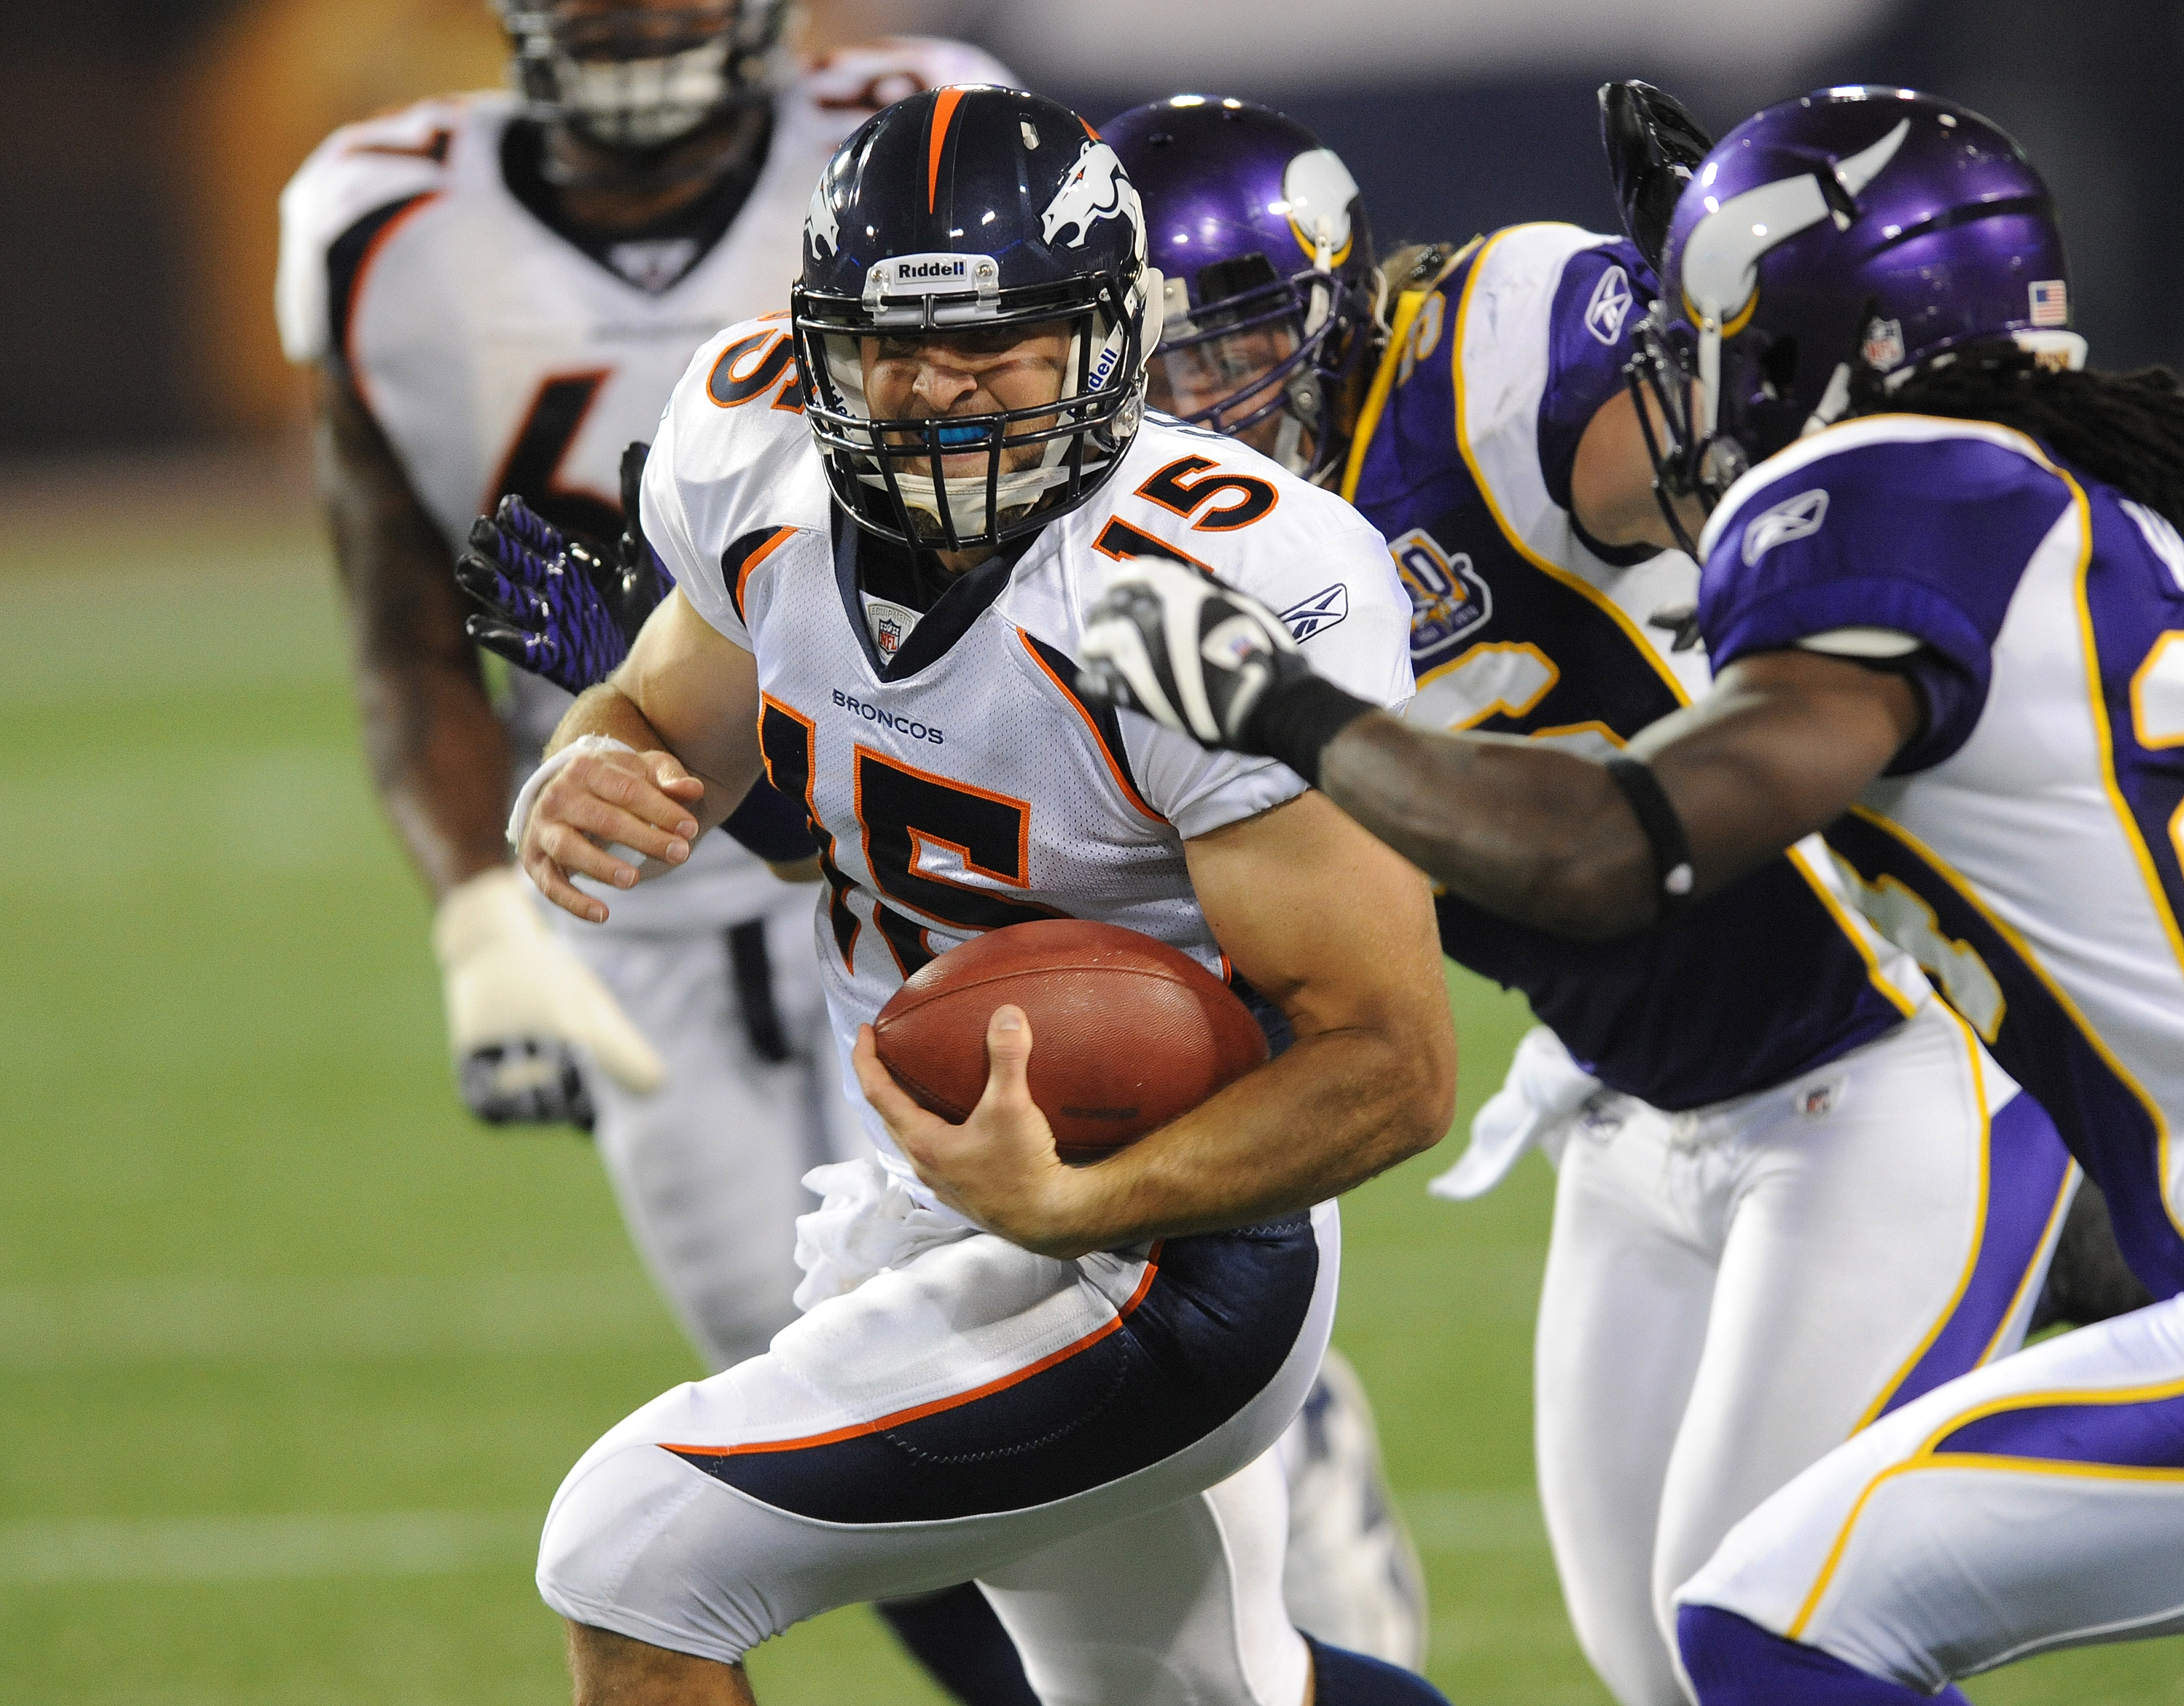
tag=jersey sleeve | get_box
[641,345,753,653]
[1118,482,1416,839]
[802,36,1018,105]
[274,101,459,365]
[1536,238,1652,512]
[1696,423,2076,770]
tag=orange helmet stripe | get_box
[927,86,967,213]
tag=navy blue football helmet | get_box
[792,86,1164,551]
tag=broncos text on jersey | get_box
[646,321,1415,1214]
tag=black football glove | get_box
[1078,556,1377,782]
[454,442,675,694]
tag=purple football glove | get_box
[456,445,674,694]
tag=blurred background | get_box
[2,0,2180,458]
[6,3,2184,1704]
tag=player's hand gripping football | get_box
[852,1007,1098,1259]
[455,446,674,694]
[1077,555,1312,752]
[433,866,665,1128]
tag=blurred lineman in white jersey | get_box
[276,1,1008,1375]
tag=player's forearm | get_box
[352,657,514,897]
[1050,1015,1451,1251]
[1318,714,1661,939]
[315,361,511,898]
[547,682,738,838]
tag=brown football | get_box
[872,919,1271,1163]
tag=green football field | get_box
[3,494,2177,1703]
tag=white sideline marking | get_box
[0,1510,538,1583]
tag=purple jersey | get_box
[1344,222,1924,1110]
[1700,415,2184,1294]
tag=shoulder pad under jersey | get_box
[1447,223,1637,544]
[644,316,834,640]
[276,92,497,365]
[1083,415,1417,711]
[778,36,1019,147]
[1697,415,2076,685]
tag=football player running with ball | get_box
[1101,91,2076,1706]
[516,85,1458,1706]
[277,9,1009,1372]
[1087,84,2184,1704]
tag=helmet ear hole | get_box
[1760,335,1799,401]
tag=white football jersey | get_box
[646,318,1416,1208]
[275,38,1014,930]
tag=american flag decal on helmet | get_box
[2030,279,2069,327]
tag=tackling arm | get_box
[1318,648,1921,936]
[856,790,1456,1256]
[1078,559,1922,939]
[313,363,511,898]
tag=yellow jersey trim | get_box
[1339,238,1477,505]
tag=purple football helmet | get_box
[1105,97,1381,481]
[1632,86,2085,548]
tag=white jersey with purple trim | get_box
[1697,414,2184,1296]
[273,38,1013,931]
[646,322,1415,1214]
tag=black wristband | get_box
[1603,755,1696,918]
[1244,671,1378,788]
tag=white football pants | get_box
[538,1201,1339,1705]
[1677,1289,2184,1690]
[559,881,865,1373]
[1529,999,2073,1706]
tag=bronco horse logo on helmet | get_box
[1042,139,1142,250]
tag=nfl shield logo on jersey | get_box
[1390,526,1491,673]
[876,616,903,658]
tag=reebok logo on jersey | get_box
[832,688,945,745]
[1584,265,1634,346]
[1280,582,1349,642]
[1741,489,1830,567]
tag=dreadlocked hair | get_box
[1851,345,2184,531]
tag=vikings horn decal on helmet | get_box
[493,0,789,153]
[1104,97,1382,481]
[792,86,1163,552]
[1627,85,2085,551]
